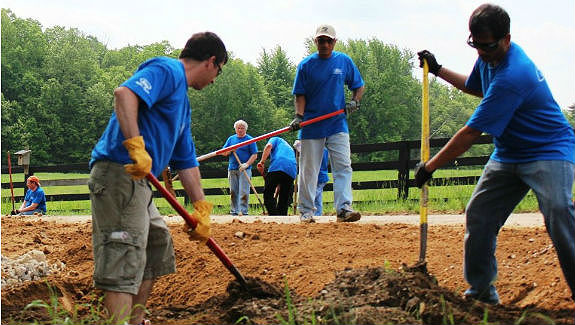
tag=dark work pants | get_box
[264,171,294,216]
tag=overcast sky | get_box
[4,0,574,109]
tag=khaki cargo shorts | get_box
[89,161,176,295]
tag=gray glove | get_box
[239,163,249,172]
[289,114,304,131]
[345,100,360,115]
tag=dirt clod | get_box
[226,276,283,300]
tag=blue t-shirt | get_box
[25,187,46,213]
[90,57,199,176]
[465,43,574,163]
[267,137,298,179]
[318,148,330,184]
[292,51,364,139]
[223,134,258,170]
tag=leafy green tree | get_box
[257,46,295,113]
[189,57,290,157]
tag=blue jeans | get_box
[465,159,575,302]
[314,182,327,216]
[19,208,45,215]
[228,169,251,215]
[298,132,353,217]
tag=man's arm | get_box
[257,143,273,175]
[294,95,306,116]
[18,202,38,212]
[351,85,365,102]
[425,125,483,172]
[114,87,141,139]
[177,167,205,203]
[259,143,273,164]
[437,67,483,97]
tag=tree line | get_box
[3,9,571,167]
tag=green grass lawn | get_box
[2,168,568,216]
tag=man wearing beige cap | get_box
[289,24,365,223]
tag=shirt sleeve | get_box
[466,82,523,137]
[122,63,175,110]
[292,62,306,95]
[345,57,364,90]
[464,60,482,93]
[169,124,199,170]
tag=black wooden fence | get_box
[2,135,493,204]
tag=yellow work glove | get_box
[184,200,213,243]
[122,136,152,180]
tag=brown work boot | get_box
[336,210,361,222]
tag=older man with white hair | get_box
[221,119,258,215]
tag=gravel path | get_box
[21,212,544,227]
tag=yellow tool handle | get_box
[419,59,430,263]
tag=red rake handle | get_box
[146,174,248,288]
[197,109,345,162]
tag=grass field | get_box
[0,168,556,216]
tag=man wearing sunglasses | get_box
[289,24,365,223]
[416,4,574,306]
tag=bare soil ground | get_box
[1,215,573,324]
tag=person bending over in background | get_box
[12,175,46,216]
[221,120,258,216]
[289,24,365,223]
[415,3,574,305]
[257,137,297,215]
[89,32,227,325]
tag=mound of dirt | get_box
[174,266,574,325]
[1,216,573,324]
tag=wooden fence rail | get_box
[2,135,493,204]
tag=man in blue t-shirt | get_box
[221,120,258,215]
[289,24,365,223]
[257,137,298,215]
[13,175,46,215]
[89,32,227,324]
[416,4,574,305]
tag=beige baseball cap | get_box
[315,24,336,39]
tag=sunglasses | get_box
[214,62,222,76]
[467,34,500,52]
[316,37,335,45]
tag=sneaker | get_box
[300,214,316,223]
[463,287,500,305]
[336,210,361,222]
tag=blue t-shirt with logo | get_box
[223,134,258,170]
[292,51,364,139]
[267,137,298,179]
[25,187,46,213]
[90,57,199,176]
[466,43,574,163]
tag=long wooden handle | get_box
[232,151,266,214]
[146,173,249,289]
[419,59,430,263]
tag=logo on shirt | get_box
[333,68,343,75]
[536,69,545,82]
[136,77,152,94]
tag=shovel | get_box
[146,173,249,290]
[415,58,430,270]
